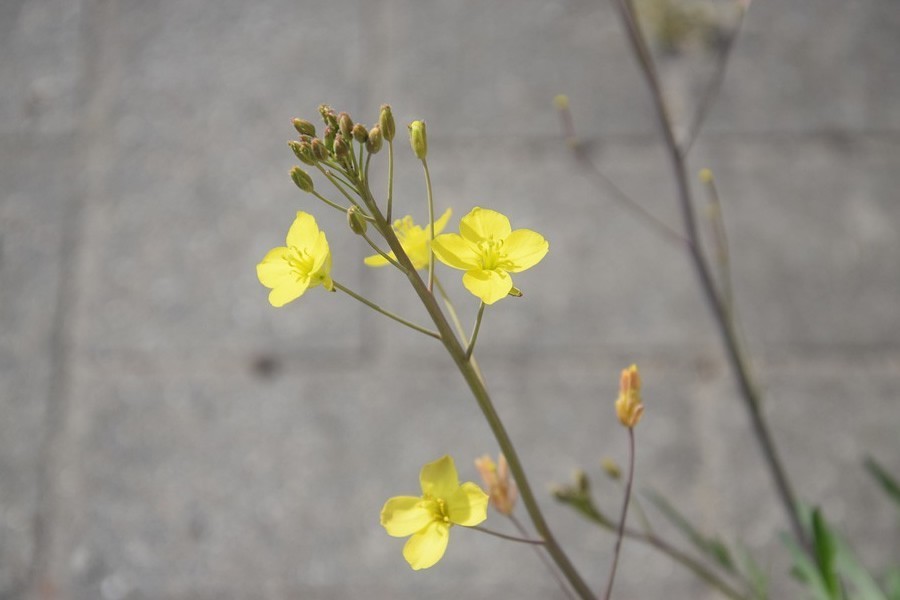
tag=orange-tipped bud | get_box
[474,453,518,515]
[615,364,644,428]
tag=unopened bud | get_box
[366,126,383,153]
[352,123,368,144]
[408,120,427,160]
[346,206,368,235]
[474,453,518,515]
[575,469,590,494]
[311,138,328,161]
[333,133,349,158]
[338,112,353,138]
[601,458,621,480]
[508,286,523,298]
[615,364,644,428]
[379,104,395,141]
[319,104,338,129]
[553,94,570,110]
[324,126,336,153]
[290,166,314,193]
[288,140,316,166]
[292,118,316,137]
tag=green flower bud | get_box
[352,123,368,144]
[290,166,314,193]
[338,112,353,139]
[288,140,316,166]
[292,118,316,137]
[346,206,368,235]
[379,104,395,142]
[333,133,349,158]
[311,138,328,161]
[319,104,338,129]
[408,120,427,160]
[366,126,383,153]
[324,126,336,153]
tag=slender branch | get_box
[422,158,436,293]
[359,183,597,600]
[311,190,357,215]
[386,140,395,222]
[465,302,486,361]
[471,525,546,545]
[602,428,636,600]
[612,0,810,554]
[681,7,748,155]
[510,514,578,600]
[435,276,486,384]
[556,99,688,247]
[359,230,406,273]
[700,170,733,315]
[332,281,440,340]
[316,164,362,209]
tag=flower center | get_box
[425,496,451,524]
[286,246,315,277]
[477,238,505,270]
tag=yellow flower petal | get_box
[433,207,453,236]
[463,269,513,305]
[285,211,320,250]
[419,455,460,500]
[310,231,331,273]
[256,247,293,288]
[402,521,450,570]
[502,229,549,272]
[432,234,481,271]
[446,482,489,527]
[459,207,511,243]
[363,252,394,267]
[381,496,436,538]
[268,279,309,307]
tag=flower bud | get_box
[324,126,336,153]
[601,458,621,480]
[338,112,353,139]
[288,140,316,166]
[333,133,349,158]
[474,454,518,515]
[379,104,395,142]
[366,126,383,153]
[319,104,338,129]
[408,120,427,160]
[346,206,368,235]
[615,364,644,428]
[311,138,328,161]
[352,123,368,144]
[290,166,314,193]
[292,118,316,137]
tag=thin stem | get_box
[681,7,747,155]
[422,158,436,293]
[556,100,687,247]
[471,525,545,545]
[701,171,734,315]
[602,428,636,600]
[359,182,596,600]
[316,164,362,209]
[510,514,578,600]
[386,140,395,222]
[364,152,372,185]
[435,276,486,384]
[332,281,440,340]
[311,190,355,215]
[613,0,810,555]
[465,302,486,361]
[359,230,406,273]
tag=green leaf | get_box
[736,544,770,600]
[783,531,835,600]
[811,508,841,598]
[864,456,900,512]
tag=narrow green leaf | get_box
[646,490,735,573]
[864,456,900,511]
[811,509,841,598]
[782,532,834,600]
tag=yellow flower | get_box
[474,453,518,516]
[363,208,452,270]
[256,211,334,307]
[432,207,549,305]
[380,455,489,570]
[615,364,644,428]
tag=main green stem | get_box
[613,0,809,554]
[362,187,596,600]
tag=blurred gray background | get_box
[2,0,899,598]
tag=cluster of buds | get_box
[286,104,397,193]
